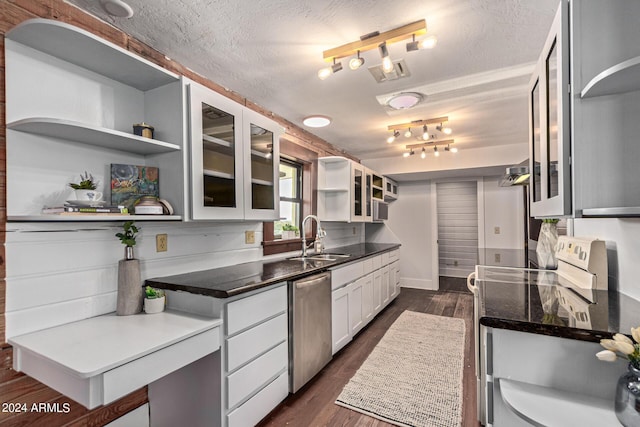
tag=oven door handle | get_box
[467,271,477,293]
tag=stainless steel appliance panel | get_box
[289,272,332,393]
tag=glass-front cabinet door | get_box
[351,163,363,222]
[189,81,244,219]
[528,1,571,217]
[242,110,281,220]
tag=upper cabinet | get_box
[570,0,640,217]
[528,1,571,218]
[188,81,281,221]
[318,157,393,223]
[5,19,185,221]
[383,177,398,201]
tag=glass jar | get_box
[615,363,640,427]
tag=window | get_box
[263,137,317,256]
[275,159,303,239]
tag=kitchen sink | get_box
[288,253,351,262]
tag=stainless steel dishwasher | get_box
[289,271,332,393]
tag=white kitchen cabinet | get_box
[371,171,384,202]
[372,269,382,314]
[317,157,380,222]
[330,249,401,354]
[188,80,282,221]
[383,177,398,201]
[5,19,185,221]
[331,285,351,354]
[348,277,365,335]
[528,1,571,218]
[163,283,288,427]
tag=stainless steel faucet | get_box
[301,214,326,257]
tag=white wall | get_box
[573,218,640,301]
[377,177,524,290]
[5,221,362,339]
[481,177,525,249]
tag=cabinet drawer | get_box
[331,260,364,290]
[371,255,382,270]
[389,249,399,262]
[227,341,287,410]
[227,371,288,427]
[380,251,390,265]
[362,257,373,274]
[226,313,287,373]
[226,285,286,336]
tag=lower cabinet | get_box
[330,249,400,355]
[223,285,289,427]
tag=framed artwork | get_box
[111,164,159,209]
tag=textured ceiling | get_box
[66,0,559,161]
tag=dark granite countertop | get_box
[476,266,640,342]
[146,243,400,298]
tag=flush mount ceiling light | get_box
[386,92,424,110]
[302,115,332,128]
[403,139,457,158]
[318,19,435,80]
[99,0,134,18]
[386,116,449,142]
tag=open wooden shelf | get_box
[9,215,183,222]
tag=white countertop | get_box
[9,310,222,378]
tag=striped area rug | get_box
[335,311,465,427]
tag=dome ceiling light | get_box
[302,115,332,128]
[99,0,134,18]
[386,92,424,110]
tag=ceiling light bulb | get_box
[450,146,458,153]
[443,126,452,135]
[404,128,412,138]
[421,148,426,159]
[419,35,438,49]
[318,67,332,80]
[265,151,272,159]
[349,51,365,70]
[434,146,440,157]
[379,42,394,73]
[422,125,429,140]
[387,129,400,143]
[403,151,410,158]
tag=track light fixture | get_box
[317,58,343,80]
[319,19,436,80]
[348,50,365,70]
[436,122,453,135]
[387,129,400,143]
[386,116,451,143]
[402,138,457,157]
[406,34,438,51]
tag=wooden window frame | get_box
[263,138,318,256]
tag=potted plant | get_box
[282,223,299,240]
[115,221,142,315]
[144,286,166,314]
[69,171,103,203]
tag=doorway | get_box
[436,181,479,284]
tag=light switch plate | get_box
[245,231,255,244]
[494,226,501,234]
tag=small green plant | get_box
[145,286,165,299]
[115,220,139,247]
[69,171,98,190]
[542,218,560,224]
[282,223,298,232]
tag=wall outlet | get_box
[494,226,501,234]
[495,253,501,263]
[352,227,356,235]
[156,234,168,252]
[245,231,255,244]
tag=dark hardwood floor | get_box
[258,284,480,427]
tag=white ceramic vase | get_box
[536,222,559,269]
